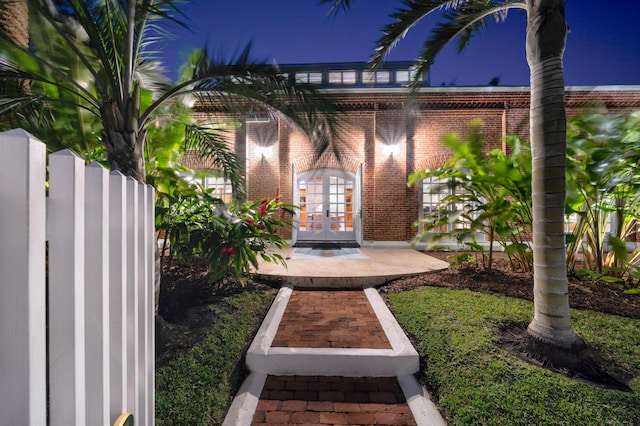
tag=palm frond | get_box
[371,0,456,68]
[141,46,346,160]
[318,0,357,17]
[372,0,527,90]
[0,50,100,112]
[184,123,245,200]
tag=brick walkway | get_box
[250,289,419,425]
[252,376,417,426]
[271,289,391,349]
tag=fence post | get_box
[136,182,149,425]
[147,185,156,426]
[0,129,47,426]
[109,171,128,423]
[85,162,111,426]
[48,149,87,426]
[125,177,140,415]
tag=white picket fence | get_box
[0,129,156,426]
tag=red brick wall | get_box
[194,87,640,243]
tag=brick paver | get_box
[271,289,392,349]
[252,376,417,426]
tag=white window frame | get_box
[328,70,357,85]
[203,175,234,204]
[419,176,483,239]
[295,71,322,84]
[362,69,391,85]
[396,69,422,85]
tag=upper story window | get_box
[328,70,357,85]
[396,69,422,85]
[295,71,322,84]
[362,69,391,85]
[204,176,233,204]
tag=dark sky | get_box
[161,0,640,87]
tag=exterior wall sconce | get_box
[255,146,273,161]
[383,144,399,157]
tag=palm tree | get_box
[0,0,337,182]
[323,0,583,349]
[0,0,339,321]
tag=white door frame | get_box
[294,168,360,243]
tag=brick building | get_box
[188,62,640,247]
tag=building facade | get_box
[189,62,640,247]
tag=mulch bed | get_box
[379,251,640,319]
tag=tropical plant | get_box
[156,189,293,284]
[565,111,640,280]
[205,195,294,284]
[410,121,533,272]
[0,0,341,315]
[323,0,583,348]
[0,1,338,181]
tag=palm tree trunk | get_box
[101,96,146,183]
[526,0,582,348]
[0,0,28,48]
[0,0,29,95]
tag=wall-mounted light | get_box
[383,143,400,157]
[246,117,271,192]
[255,146,273,160]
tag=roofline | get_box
[318,85,640,95]
[277,61,420,69]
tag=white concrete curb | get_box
[246,285,293,359]
[398,374,447,426]
[221,372,266,426]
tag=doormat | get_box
[294,241,360,249]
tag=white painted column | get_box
[84,162,111,426]
[48,149,86,426]
[0,129,47,426]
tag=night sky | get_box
[161,0,640,87]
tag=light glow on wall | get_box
[255,145,274,159]
[382,144,400,157]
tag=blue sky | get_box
[161,0,640,87]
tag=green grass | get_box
[155,289,276,425]
[388,287,640,426]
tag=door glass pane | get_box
[300,176,323,231]
[327,177,353,232]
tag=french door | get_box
[295,169,358,242]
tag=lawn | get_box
[388,287,640,425]
[155,288,276,425]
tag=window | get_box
[396,69,422,85]
[565,212,579,233]
[362,69,390,85]
[420,176,480,235]
[204,176,233,203]
[328,70,357,85]
[295,71,322,84]
[420,176,451,233]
